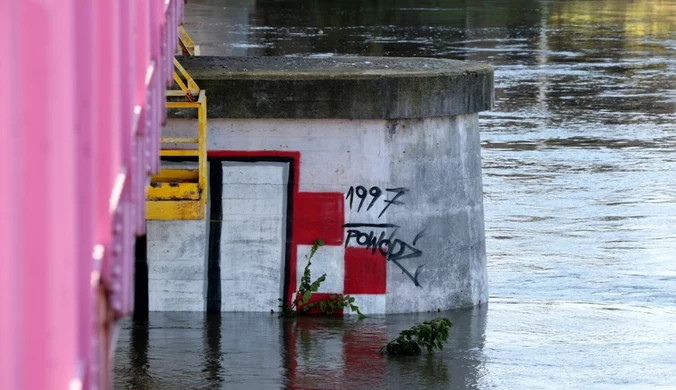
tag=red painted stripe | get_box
[344,247,387,294]
[296,293,345,315]
[343,325,388,383]
[293,192,344,246]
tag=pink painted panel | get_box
[94,0,122,247]
[105,0,135,319]
[74,0,96,385]
[0,0,181,388]
[0,2,19,390]
[135,0,150,111]
[17,1,79,389]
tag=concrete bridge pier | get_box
[145,56,493,314]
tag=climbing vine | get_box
[381,318,453,355]
[279,239,366,319]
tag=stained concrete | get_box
[219,161,289,312]
[385,115,488,312]
[159,116,488,313]
[149,55,493,313]
[173,56,494,119]
[147,219,208,311]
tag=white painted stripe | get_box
[296,244,345,294]
[344,294,386,315]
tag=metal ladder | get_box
[146,28,207,220]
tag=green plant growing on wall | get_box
[380,318,453,356]
[279,239,366,319]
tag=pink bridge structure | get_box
[1,1,184,388]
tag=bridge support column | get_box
[148,56,493,314]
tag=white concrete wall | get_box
[150,116,488,313]
[147,218,208,311]
[385,116,488,312]
[220,161,288,312]
[207,119,390,192]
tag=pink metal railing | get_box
[0,1,183,388]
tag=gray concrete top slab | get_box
[176,56,493,120]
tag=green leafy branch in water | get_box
[380,318,453,356]
[302,294,365,319]
[279,239,365,319]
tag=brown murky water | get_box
[115,0,676,388]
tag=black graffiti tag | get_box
[345,186,409,218]
[379,187,408,218]
[343,223,426,287]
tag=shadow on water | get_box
[120,321,152,389]
[114,306,488,389]
[202,313,223,383]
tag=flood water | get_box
[115,0,676,388]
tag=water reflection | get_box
[114,307,488,389]
[202,313,222,383]
[185,0,676,118]
[114,301,676,388]
[125,322,152,388]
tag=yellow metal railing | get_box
[146,54,208,220]
[178,25,200,56]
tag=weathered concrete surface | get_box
[219,161,289,312]
[161,116,489,313]
[385,115,488,312]
[150,55,492,313]
[173,56,493,119]
[147,161,209,311]
[147,219,208,311]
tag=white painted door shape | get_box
[219,161,289,312]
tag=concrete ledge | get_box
[176,56,493,120]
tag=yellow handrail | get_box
[147,56,208,220]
